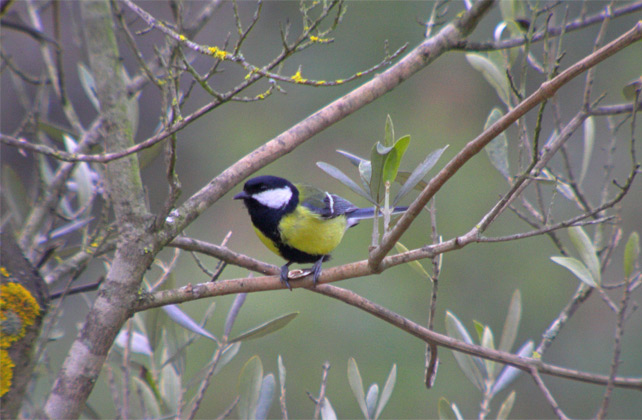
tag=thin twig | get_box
[530,366,570,420]
[313,362,331,420]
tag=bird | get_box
[234,175,407,290]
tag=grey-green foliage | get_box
[444,290,531,419]
[317,115,447,209]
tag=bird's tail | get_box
[346,206,408,227]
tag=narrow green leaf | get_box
[255,373,275,420]
[473,320,485,342]
[466,53,510,105]
[579,117,595,186]
[160,358,181,413]
[395,242,431,279]
[277,355,286,390]
[445,311,486,391]
[438,398,463,420]
[78,63,100,111]
[622,77,642,100]
[365,383,379,420]
[496,390,516,420]
[238,356,263,420]
[484,108,510,180]
[383,135,410,183]
[213,342,241,375]
[623,231,640,279]
[370,142,388,202]
[317,162,373,203]
[481,326,498,380]
[64,134,93,210]
[393,146,448,205]
[384,114,395,147]
[568,226,601,286]
[359,160,372,191]
[347,357,368,419]
[498,290,521,354]
[131,375,161,418]
[491,341,533,396]
[395,171,426,191]
[163,304,216,341]
[551,256,597,288]
[337,149,368,167]
[230,312,299,343]
[374,364,396,420]
[1,165,28,226]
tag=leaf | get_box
[374,364,396,420]
[78,62,100,111]
[395,242,431,279]
[131,375,161,418]
[481,326,498,380]
[2,165,28,226]
[445,311,486,391]
[254,373,275,420]
[230,312,299,343]
[384,114,395,147]
[484,108,510,180]
[491,340,533,396]
[213,342,241,376]
[624,231,640,279]
[551,256,597,288]
[238,356,263,420]
[337,149,368,167]
[498,289,521,354]
[115,329,153,356]
[370,142,388,202]
[499,0,526,21]
[162,304,216,341]
[395,171,427,191]
[568,226,601,286]
[438,398,463,420]
[317,162,373,203]
[277,354,286,390]
[496,390,516,420]
[320,397,338,420]
[579,117,595,186]
[622,77,642,100]
[225,293,247,337]
[160,357,181,413]
[359,160,373,191]
[383,135,410,184]
[393,146,448,205]
[365,383,379,420]
[347,357,368,419]
[466,53,510,106]
[64,134,94,210]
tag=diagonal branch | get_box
[368,21,642,270]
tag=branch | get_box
[310,284,641,390]
[43,1,155,418]
[156,0,495,246]
[368,21,642,270]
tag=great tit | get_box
[234,175,407,290]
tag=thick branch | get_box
[43,1,154,418]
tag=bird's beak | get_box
[234,191,249,200]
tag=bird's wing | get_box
[296,184,357,219]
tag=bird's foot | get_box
[280,263,292,291]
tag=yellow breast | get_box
[278,205,347,256]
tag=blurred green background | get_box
[1,1,641,418]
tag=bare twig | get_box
[530,366,570,420]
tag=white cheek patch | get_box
[254,187,293,209]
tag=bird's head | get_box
[234,175,299,211]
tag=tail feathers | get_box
[346,206,408,226]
